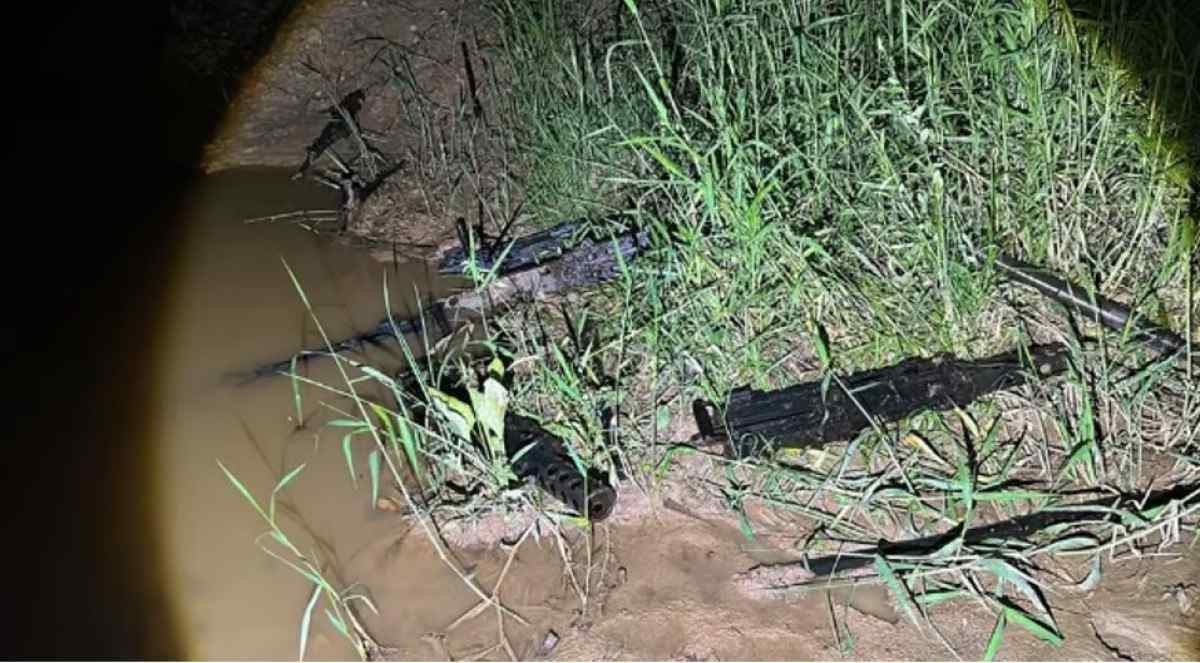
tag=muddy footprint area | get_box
[195,0,1200,661]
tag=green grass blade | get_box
[298,582,321,661]
[341,433,358,489]
[269,463,307,523]
[983,610,1006,662]
[1002,602,1063,647]
[289,358,304,427]
[325,608,350,639]
[396,416,423,484]
[217,460,269,523]
[875,555,919,627]
[368,450,381,510]
[915,589,969,607]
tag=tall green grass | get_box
[482,0,1199,654]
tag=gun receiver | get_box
[697,344,1071,458]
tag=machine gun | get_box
[695,344,1072,458]
[236,219,647,383]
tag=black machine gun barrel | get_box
[984,250,1187,358]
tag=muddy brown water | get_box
[153,166,479,659]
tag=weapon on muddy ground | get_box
[233,218,649,383]
[744,481,1200,584]
[505,413,617,522]
[438,216,648,279]
[230,302,456,384]
[694,343,1072,458]
[978,249,1188,359]
[293,89,368,180]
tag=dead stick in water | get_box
[243,209,342,225]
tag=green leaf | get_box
[289,359,304,427]
[956,458,975,522]
[341,434,357,489]
[358,365,399,390]
[983,611,1006,661]
[561,513,591,529]
[1180,216,1196,253]
[985,559,1054,624]
[368,450,381,510]
[623,135,684,178]
[260,546,322,585]
[977,414,1004,462]
[875,555,919,627]
[281,258,313,309]
[395,416,423,484]
[655,405,672,430]
[429,388,476,442]
[1003,602,1063,646]
[298,582,321,661]
[655,444,696,479]
[469,377,510,463]
[325,608,349,639]
[269,463,307,523]
[915,589,969,607]
[735,507,757,542]
[810,319,832,369]
[487,356,505,380]
[634,68,669,127]
[217,460,269,523]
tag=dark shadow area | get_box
[0,0,300,657]
[1063,0,1199,201]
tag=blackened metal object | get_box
[987,251,1186,357]
[709,344,1071,458]
[790,481,1200,579]
[438,217,648,278]
[505,413,616,521]
[231,302,453,384]
[294,89,367,179]
[237,219,647,384]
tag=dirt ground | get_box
[205,0,1200,659]
[205,0,505,259]
[345,466,1200,661]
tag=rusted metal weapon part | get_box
[982,250,1188,359]
[235,218,648,383]
[695,344,1071,458]
[438,216,649,279]
[505,413,617,522]
[231,302,456,384]
[293,89,367,180]
[746,481,1200,582]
